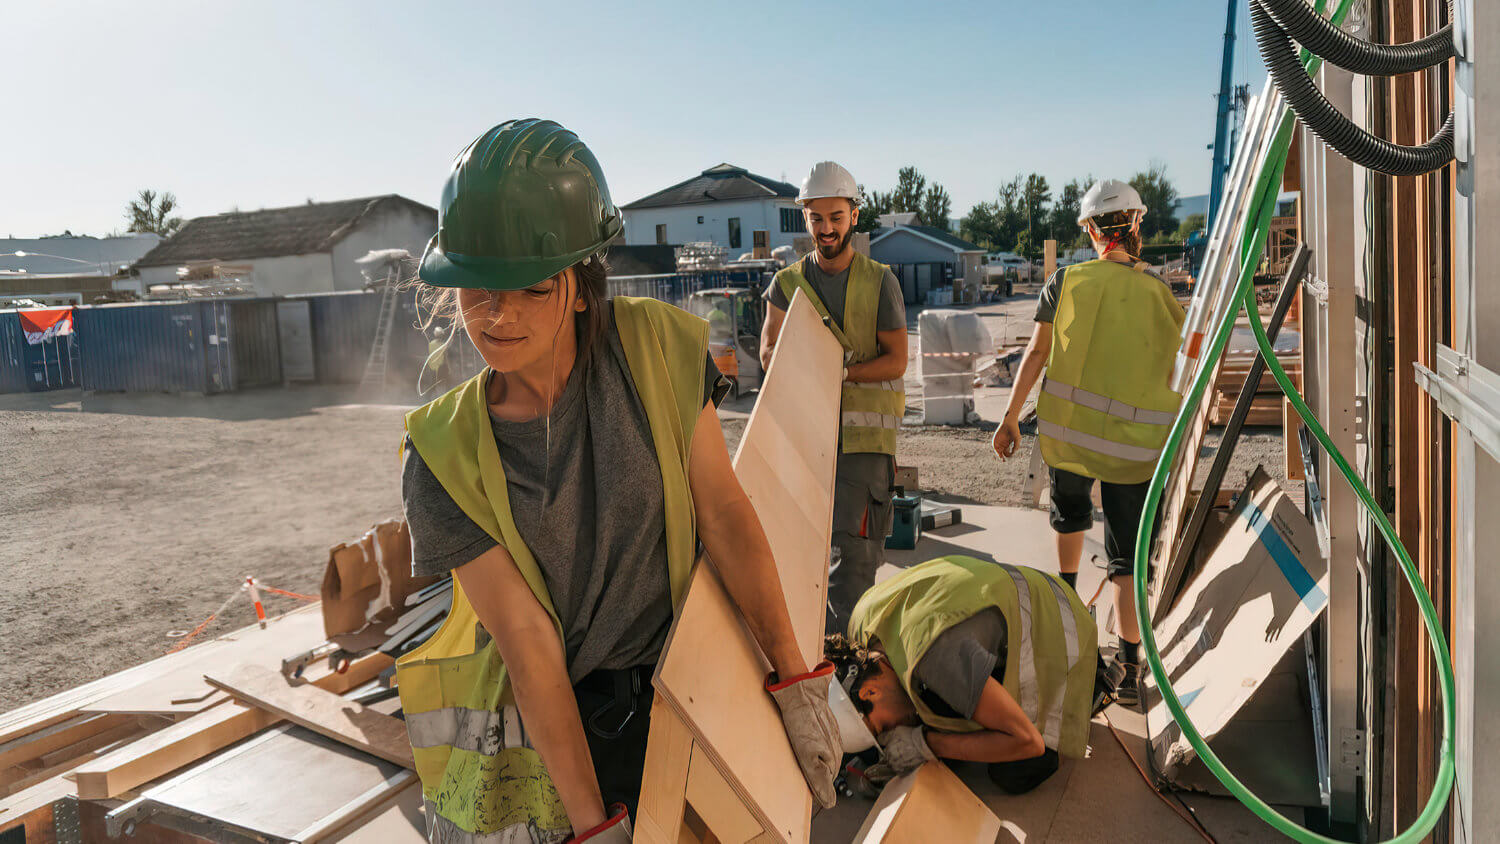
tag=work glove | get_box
[568,804,631,843]
[766,661,842,809]
[877,725,935,777]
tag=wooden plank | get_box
[82,606,330,717]
[0,713,127,771]
[69,651,393,799]
[850,762,1000,844]
[204,665,414,769]
[648,290,843,844]
[685,743,764,843]
[1285,397,1306,481]
[0,718,147,798]
[636,696,694,844]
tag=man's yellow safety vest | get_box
[848,555,1098,759]
[1037,259,1186,485]
[775,253,904,455]
[396,297,707,840]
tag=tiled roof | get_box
[622,164,798,210]
[133,195,436,267]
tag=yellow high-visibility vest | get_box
[396,297,706,839]
[849,555,1099,759]
[775,253,904,455]
[1037,259,1185,484]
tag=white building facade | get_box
[621,164,804,257]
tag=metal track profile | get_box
[1414,345,1500,461]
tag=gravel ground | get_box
[0,293,1298,712]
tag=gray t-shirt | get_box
[763,256,906,332]
[401,303,728,682]
[911,608,1009,720]
[1034,258,1165,324]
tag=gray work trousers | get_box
[826,452,895,635]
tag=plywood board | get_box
[204,665,414,769]
[649,289,844,843]
[850,762,1000,844]
[82,605,329,716]
[70,651,393,799]
[635,695,694,843]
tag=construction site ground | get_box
[1,289,1296,841]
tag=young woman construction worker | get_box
[992,179,1186,706]
[824,555,1110,794]
[396,119,840,844]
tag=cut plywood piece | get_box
[685,743,764,842]
[204,664,414,769]
[851,762,1000,844]
[323,777,427,842]
[70,650,393,799]
[83,604,330,716]
[647,289,844,843]
[635,695,694,843]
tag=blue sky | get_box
[1,0,1267,238]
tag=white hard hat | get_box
[1077,179,1147,225]
[828,671,878,754]
[797,161,860,207]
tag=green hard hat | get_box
[419,119,624,290]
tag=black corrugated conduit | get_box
[1252,0,1455,176]
[1258,0,1454,76]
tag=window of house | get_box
[728,217,741,249]
[655,224,667,245]
[780,207,807,233]
[753,230,768,250]
[697,215,704,224]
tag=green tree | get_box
[959,201,1002,250]
[891,166,926,214]
[854,184,890,233]
[1020,173,1052,268]
[1174,212,1207,242]
[1050,178,1087,241]
[1129,162,1180,241]
[920,184,952,230]
[125,189,184,236]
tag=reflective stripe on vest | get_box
[1037,259,1185,484]
[847,555,1098,758]
[397,297,706,837]
[423,797,571,844]
[1042,378,1178,425]
[1038,419,1165,464]
[774,253,903,455]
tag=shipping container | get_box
[0,309,82,393]
[0,312,28,394]
[294,290,430,389]
[77,301,234,394]
[228,298,282,388]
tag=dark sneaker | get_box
[1107,658,1141,708]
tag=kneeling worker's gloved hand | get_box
[766,662,842,808]
[878,725,936,776]
[568,803,631,843]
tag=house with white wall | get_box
[869,224,987,305]
[621,164,803,256]
[129,195,436,296]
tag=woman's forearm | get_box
[503,633,607,832]
[926,728,1046,764]
[704,497,809,678]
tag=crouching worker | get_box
[397,120,839,844]
[826,555,1108,795]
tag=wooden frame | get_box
[637,290,843,843]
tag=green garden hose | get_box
[1132,1,1456,840]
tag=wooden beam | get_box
[69,650,393,799]
[203,665,414,769]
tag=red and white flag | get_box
[18,308,74,345]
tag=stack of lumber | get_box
[0,573,446,842]
[1208,321,1302,427]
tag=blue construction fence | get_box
[0,271,764,396]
